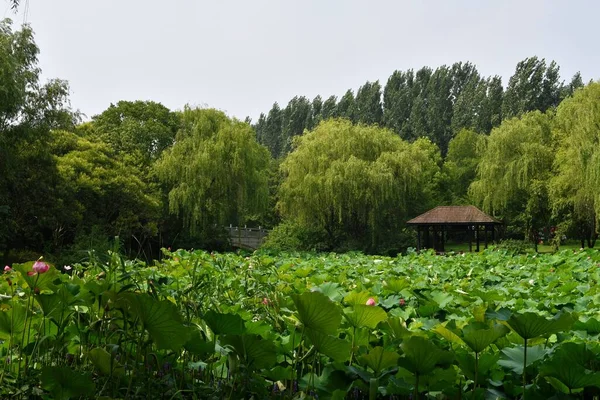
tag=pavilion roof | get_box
[407,206,501,225]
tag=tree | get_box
[307,95,323,130]
[383,69,415,139]
[355,80,383,125]
[550,82,600,247]
[278,119,441,251]
[155,108,271,237]
[502,57,563,119]
[262,103,283,158]
[336,89,356,122]
[91,100,180,164]
[470,111,554,248]
[444,129,487,203]
[0,19,78,259]
[281,96,311,154]
[49,130,160,252]
[321,95,337,120]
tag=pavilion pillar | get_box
[468,226,473,252]
[476,225,480,252]
[417,228,422,251]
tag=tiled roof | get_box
[407,206,501,225]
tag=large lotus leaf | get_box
[384,317,412,341]
[539,342,600,390]
[430,291,454,309]
[14,262,59,293]
[88,347,125,377]
[306,328,351,362]
[40,366,96,400]
[420,367,458,392]
[299,367,351,396]
[184,326,215,357]
[462,322,510,353]
[507,312,575,340]
[221,334,277,370]
[344,305,388,329]
[314,282,345,302]
[574,318,600,335]
[0,303,27,340]
[203,310,245,335]
[120,293,190,351]
[359,346,400,375]
[399,336,453,375]
[292,291,341,334]
[343,291,373,306]
[432,323,463,346]
[498,345,548,374]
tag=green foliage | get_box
[551,82,600,248]
[443,128,486,203]
[278,119,441,251]
[156,107,271,236]
[470,111,554,243]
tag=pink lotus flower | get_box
[262,297,269,305]
[366,297,376,306]
[32,261,49,274]
[3,266,11,273]
[399,298,406,306]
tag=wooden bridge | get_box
[225,226,269,250]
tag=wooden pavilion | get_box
[407,206,502,252]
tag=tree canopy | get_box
[278,119,441,250]
[155,108,271,234]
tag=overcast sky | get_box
[4,0,598,121]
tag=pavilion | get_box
[407,206,502,252]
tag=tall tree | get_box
[336,89,356,122]
[502,57,563,119]
[355,80,383,125]
[281,96,311,154]
[550,82,600,247]
[321,95,337,120]
[155,108,271,236]
[91,100,180,163]
[443,129,486,203]
[470,111,554,248]
[263,103,283,158]
[278,119,441,251]
[307,95,323,130]
[383,69,415,139]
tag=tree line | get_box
[253,59,584,158]
[1,20,598,264]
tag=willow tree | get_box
[278,119,441,250]
[550,82,600,248]
[155,108,270,236]
[470,111,554,247]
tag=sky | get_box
[4,0,599,121]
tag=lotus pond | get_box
[1,247,600,399]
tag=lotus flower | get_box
[3,266,11,273]
[32,261,49,274]
[262,297,269,305]
[399,298,406,306]
[366,297,376,306]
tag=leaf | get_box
[384,317,412,341]
[344,305,388,329]
[306,329,351,362]
[359,346,400,375]
[498,345,548,374]
[203,310,245,335]
[461,322,510,353]
[292,291,341,334]
[184,327,215,357]
[88,347,125,377]
[120,293,190,350]
[507,312,575,339]
[343,291,372,306]
[0,304,27,340]
[398,336,453,375]
[40,366,95,400]
[539,342,600,390]
[314,282,344,302]
[14,262,59,293]
[573,317,600,335]
[221,334,277,370]
[430,291,454,308]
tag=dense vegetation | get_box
[2,248,600,399]
[1,18,599,262]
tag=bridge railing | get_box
[225,225,270,249]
